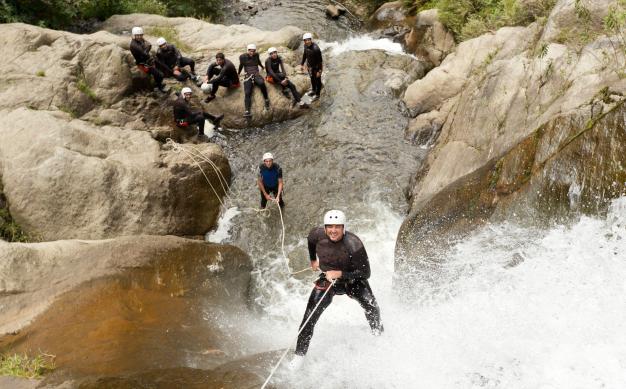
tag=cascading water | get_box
[205,6,626,388]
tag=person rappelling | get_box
[288,210,384,369]
[257,152,284,209]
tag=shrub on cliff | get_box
[0,0,222,30]
[404,0,556,41]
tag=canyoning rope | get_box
[168,139,312,276]
[260,278,336,389]
[167,139,232,208]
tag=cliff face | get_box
[396,0,626,273]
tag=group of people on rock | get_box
[129,26,325,140]
[130,24,383,372]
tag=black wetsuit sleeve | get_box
[301,51,306,66]
[279,58,286,74]
[206,62,216,77]
[277,165,283,178]
[173,45,182,67]
[342,234,371,280]
[312,45,323,68]
[257,54,264,70]
[307,228,322,261]
[238,55,244,74]
[265,58,279,80]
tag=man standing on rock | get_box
[300,33,323,101]
[129,26,167,93]
[203,52,240,103]
[156,37,199,83]
[257,152,284,209]
[173,87,224,141]
[289,209,383,369]
[238,44,270,118]
[265,47,307,108]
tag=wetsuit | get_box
[156,43,195,81]
[258,163,284,208]
[172,96,221,135]
[130,38,164,88]
[206,59,239,96]
[301,42,323,97]
[265,56,301,103]
[295,227,383,356]
[238,53,269,112]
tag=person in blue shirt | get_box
[257,152,284,209]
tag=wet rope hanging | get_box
[260,278,336,389]
[168,139,311,275]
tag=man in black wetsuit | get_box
[300,32,323,101]
[289,210,384,368]
[257,152,284,209]
[204,52,240,103]
[265,47,306,108]
[238,43,270,117]
[129,26,167,93]
[155,37,198,82]
[173,87,224,140]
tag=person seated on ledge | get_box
[129,26,167,93]
[173,87,224,141]
[155,37,199,83]
[203,52,240,103]
[265,47,307,108]
[238,43,270,118]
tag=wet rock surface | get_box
[396,0,626,276]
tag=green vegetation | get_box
[0,180,30,242]
[146,25,191,53]
[77,78,99,102]
[0,353,55,378]
[0,0,222,30]
[404,0,556,41]
[35,70,45,77]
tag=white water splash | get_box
[320,35,410,57]
[205,206,241,243]
[250,197,626,388]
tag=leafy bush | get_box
[402,0,556,41]
[0,0,222,30]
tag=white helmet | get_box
[200,83,213,94]
[156,37,167,46]
[262,152,274,161]
[247,43,257,51]
[324,210,346,225]
[303,32,313,40]
[131,26,144,36]
[181,87,192,95]
[267,47,278,54]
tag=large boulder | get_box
[0,108,230,241]
[397,0,626,276]
[0,236,252,378]
[368,1,410,30]
[405,9,456,66]
[0,23,133,118]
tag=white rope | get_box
[260,278,336,389]
[167,139,230,208]
[168,139,312,276]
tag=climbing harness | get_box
[260,278,336,389]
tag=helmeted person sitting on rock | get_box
[173,87,224,140]
[155,37,199,83]
[257,152,284,209]
[129,26,167,93]
[288,209,383,370]
[203,52,240,103]
[238,43,270,118]
[300,32,323,101]
[265,47,306,108]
